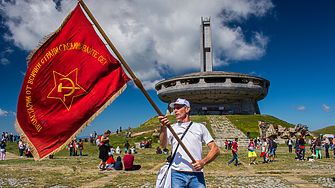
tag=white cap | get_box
[169,98,191,110]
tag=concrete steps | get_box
[208,115,248,147]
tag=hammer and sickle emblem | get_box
[47,69,87,111]
[57,78,81,102]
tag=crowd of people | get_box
[1,132,33,160]
[67,138,84,156]
[226,135,335,166]
[97,130,141,171]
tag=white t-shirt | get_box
[166,122,214,172]
[261,142,267,152]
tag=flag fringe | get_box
[15,83,128,161]
[26,9,74,67]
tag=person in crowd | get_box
[25,142,33,158]
[315,137,322,159]
[124,141,130,154]
[323,135,330,158]
[105,152,115,171]
[267,137,275,162]
[287,138,293,153]
[90,134,94,146]
[156,147,162,154]
[78,139,84,156]
[18,139,25,158]
[129,131,132,138]
[0,139,6,160]
[130,146,137,154]
[293,135,300,159]
[110,146,115,154]
[125,130,128,138]
[163,147,169,154]
[333,137,335,157]
[310,137,316,156]
[273,139,277,158]
[149,139,152,148]
[69,140,75,156]
[116,146,121,154]
[228,138,239,166]
[114,156,123,170]
[120,126,122,132]
[116,129,119,136]
[123,149,141,170]
[331,138,334,151]
[254,138,258,149]
[97,130,111,171]
[247,139,257,165]
[225,140,228,150]
[159,98,219,187]
[298,136,306,161]
[261,138,268,163]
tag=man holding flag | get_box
[159,98,220,187]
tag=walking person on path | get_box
[227,138,240,166]
[261,138,268,163]
[267,137,275,162]
[247,139,257,165]
[159,98,220,187]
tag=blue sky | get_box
[0,0,334,137]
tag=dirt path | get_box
[4,152,27,160]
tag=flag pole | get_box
[78,0,196,163]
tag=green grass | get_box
[225,114,296,138]
[312,125,335,137]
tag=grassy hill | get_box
[312,125,335,136]
[225,114,296,138]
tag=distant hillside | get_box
[312,125,335,136]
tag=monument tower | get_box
[155,17,270,115]
[200,17,213,72]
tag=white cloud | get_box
[10,111,16,116]
[0,58,10,65]
[0,47,13,65]
[322,104,331,112]
[0,109,8,116]
[292,105,307,111]
[0,0,274,89]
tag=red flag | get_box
[15,3,131,161]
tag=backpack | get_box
[273,141,277,148]
[96,136,104,147]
